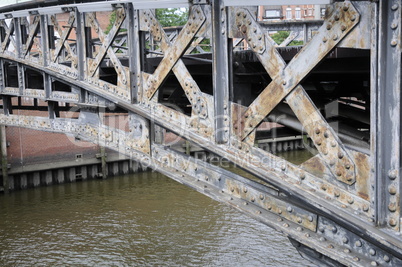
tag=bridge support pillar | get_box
[0,125,8,193]
[44,170,52,185]
[100,147,107,179]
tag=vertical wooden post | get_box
[100,146,107,179]
[0,125,9,193]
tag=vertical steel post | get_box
[0,125,8,193]
[40,14,49,66]
[212,0,230,144]
[13,17,22,58]
[126,3,141,104]
[375,0,401,230]
[75,8,86,81]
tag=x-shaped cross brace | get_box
[232,2,360,184]
[50,12,77,68]
[141,7,209,119]
[21,16,40,58]
[0,19,16,53]
[142,5,206,110]
[87,8,127,85]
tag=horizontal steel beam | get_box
[224,0,332,6]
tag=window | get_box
[321,8,326,18]
[308,8,313,16]
[286,8,292,20]
[265,9,280,20]
[295,8,301,20]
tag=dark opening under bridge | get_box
[0,0,400,266]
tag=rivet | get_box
[391,39,398,47]
[278,209,282,214]
[318,226,325,233]
[326,24,332,30]
[363,204,369,212]
[297,217,302,223]
[277,217,282,222]
[333,34,338,41]
[341,25,347,32]
[388,202,397,212]
[369,248,376,256]
[256,210,261,215]
[371,261,378,266]
[297,226,302,231]
[343,5,349,11]
[328,244,334,249]
[338,152,344,159]
[353,257,360,262]
[355,240,362,247]
[305,233,310,238]
[331,226,337,233]
[283,223,289,228]
[389,218,397,227]
[308,215,313,222]
[268,205,272,210]
[388,169,397,180]
[391,23,398,30]
[287,206,293,212]
[316,138,322,146]
[315,128,321,134]
[342,237,348,244]
[389,185,397,195]
[334,15,339,21]
[230,187,234,192]
[348,197,354,204]
[319,237,326,242]
[300,172,306,180]
[334,190,340,197]
[330,159,336,166]
[384,255,390,262]
[336,170,342,177]
[345,163,351,170]
[323,37,328,43]
[243,187,248,193]
[321,185,327,191]
[331,140,337,147]
[251,197,255,202]
[344,248,350,253]
[351,15,356,21]
[259,194,264,200]
[281,164,286,171]
[392,4,399,11]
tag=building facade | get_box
[258,5,326,21]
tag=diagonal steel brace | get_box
[232,2,360,184]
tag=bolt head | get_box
[389,218,398,227]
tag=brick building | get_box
[258,5,326,21]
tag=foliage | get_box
[105,11,116,34]
[270,31,304,46]
[105,11,127,34]
[270,31,289,45]
[105,8,188,34]
[155,8,188,27]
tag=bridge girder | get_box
[0,1,400,266]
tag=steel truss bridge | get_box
[0,0,400,265]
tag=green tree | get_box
[270,31,303,46]
[270,31,290,45]
[155,8,188,27]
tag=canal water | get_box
[0,163,315,266]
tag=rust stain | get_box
[353,151,370,201]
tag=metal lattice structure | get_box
[0,0,401,265]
